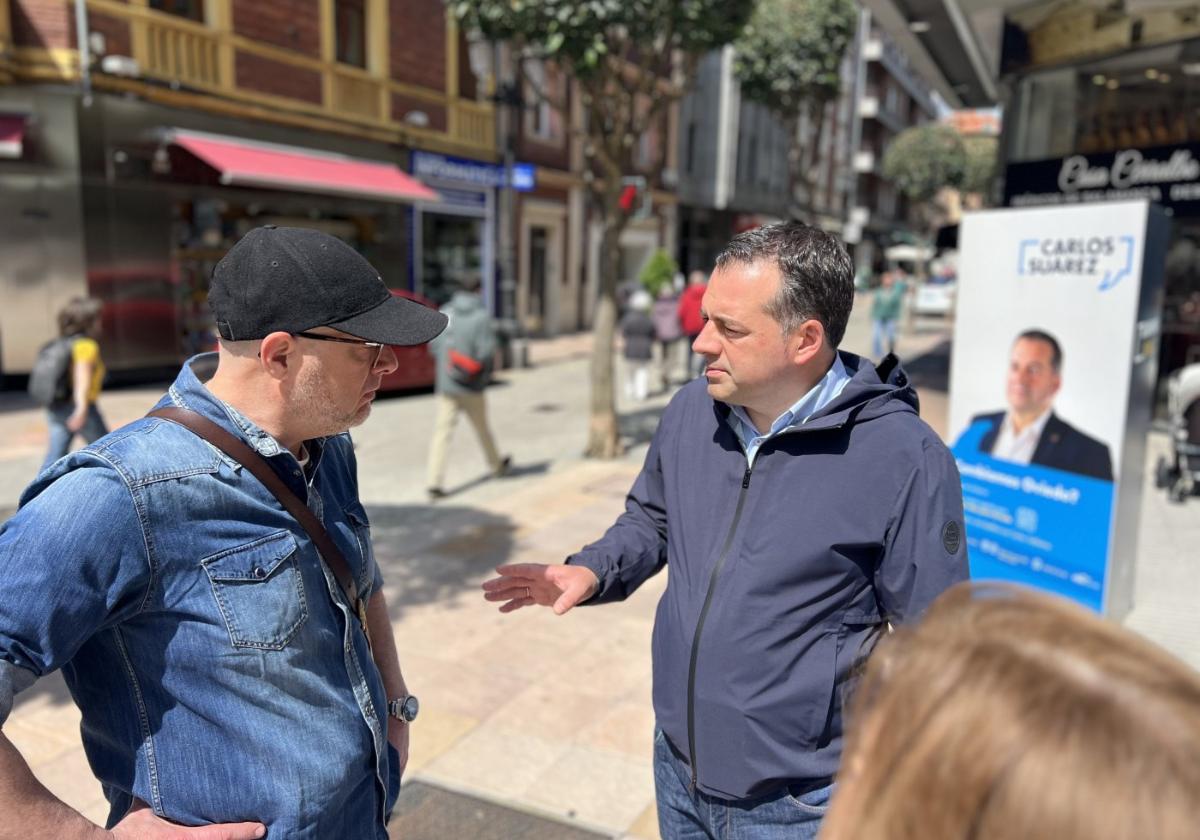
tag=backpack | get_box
[27,337,76,407]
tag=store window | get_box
[524,60,564,142]
[1008,41,1200,163]
[150,0,204,22]
[336,0,367,68]
[421,214,483,306]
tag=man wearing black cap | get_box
[0,226,445,838]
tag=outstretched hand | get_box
[481,563,599,615]
[110,800,265,839]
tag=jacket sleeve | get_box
[565,422,669,603]
[876,437,969,624]
[0,456,152,723]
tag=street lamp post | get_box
[468,33,527,368]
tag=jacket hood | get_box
[800,351,919,430]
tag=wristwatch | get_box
[387,694,419,724]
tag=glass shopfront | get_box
[1001,34,1200,384]
[419,212,486,307]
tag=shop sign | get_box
[1005,143,1200,215]
[412,151,535,192]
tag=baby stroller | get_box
[1156,361,1200,503]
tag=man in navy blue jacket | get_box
[483,222,968,839]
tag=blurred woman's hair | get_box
[57,297,103,337]
[821,582,1200,840]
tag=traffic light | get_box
[618,176,651,219]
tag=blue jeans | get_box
[42,402,109,472]
[654,729,834,840]
[871,319,896,359]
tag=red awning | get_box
[170,130,439,203]
[0,115,27,159]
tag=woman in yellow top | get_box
[41,297,109,471]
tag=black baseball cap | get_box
[209,225,447,346]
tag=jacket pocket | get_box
[833,612,885,731]
[202,531,308,650]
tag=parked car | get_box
[378,289,438,392]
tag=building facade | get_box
[844,8,941,275]
[675,8,954,280]
[0,0,500,377]
[902,0,1200,387]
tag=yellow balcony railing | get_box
[0,0,12,76]
[61,2,497,156]
[451,100,495,149]
[330,65,385,122]
[136,13,223,90]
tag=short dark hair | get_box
[1016,329,1062,372]
[714,222,855,347]
[57,297,102,337]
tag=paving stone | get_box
[626,801,661,840]
[421,724,571,802]
[522,744,655,831]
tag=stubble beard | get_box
[293,361,367,439]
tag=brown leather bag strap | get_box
[147,406,372,647]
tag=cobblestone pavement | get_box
[1,302,1195,838]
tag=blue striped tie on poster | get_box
[950,200,1168,617]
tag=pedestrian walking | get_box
[677,269,707,378]
[0,226,445,837]
[651,285,683,388]
[426,275,511,500]
[823,582,1200,840]
[31,297,110,472]
[870,270,905,359]
[620,290,657,402]
[482,222,967,840]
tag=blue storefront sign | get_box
[412,150,535,192]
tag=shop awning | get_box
[0,115,27,159]
[170,130,440,203]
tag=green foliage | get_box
[733,0,857,120]
[451,0,752,79]
[638,249,678,297]
[962,135,998,198]
[882,124,967,205]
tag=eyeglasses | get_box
[293,331,385,366]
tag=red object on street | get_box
[678,282,707,336]
[378,290,439,392]
[619,183,639,213]
[0,114,26,158]
[171,131,440,203]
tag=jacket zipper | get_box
[687,464,753,793]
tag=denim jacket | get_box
[0,355,398,837]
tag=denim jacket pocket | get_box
[202,531,308,650]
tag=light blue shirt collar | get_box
[727,353,852,467]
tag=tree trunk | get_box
[584,211,627,459]
[786,105,827,222]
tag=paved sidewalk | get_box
[2,307,1197,837]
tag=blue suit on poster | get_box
[951,420,1115,612]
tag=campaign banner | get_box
[950,201,1167,617]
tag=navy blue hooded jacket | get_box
[567,352,968,800]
